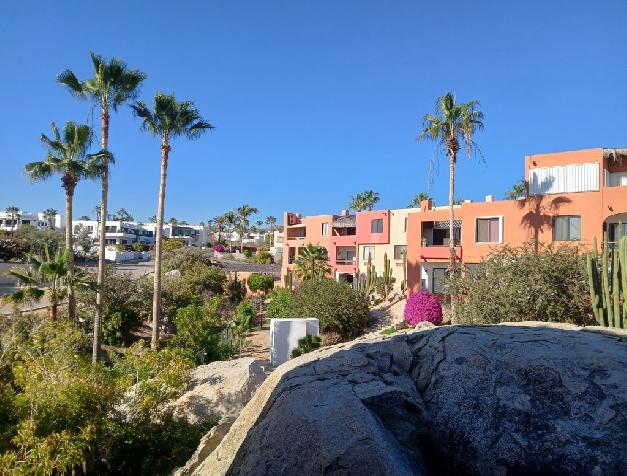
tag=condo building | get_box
[282,148,627,294]
[0,210,62,232]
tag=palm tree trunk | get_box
[93,107,109,364]
[64,184,76,321]
[448,151,457,324]
[50,293,58,321]
[151,138,170,350]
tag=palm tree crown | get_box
[131,93,214,142]
[349,190,380,212]
[408,193,433,208]
[294,244,330,281]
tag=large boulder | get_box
[192,322,627,475]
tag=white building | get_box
[143,223,209,247]
[0,210,63,232]
[270,230,284,261]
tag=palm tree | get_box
[1,248,87,320]
[93,204,101,221]
[148,214,157,223]
[25,121,102,322]
[213,215,227,244]
[505,178,526,200]
[5,206,20,234]
[59,52,146,362]
[266,215,278,246]
[223,211,237,251]
[131,92,213,350]
[349,190,380,212]
[418,92,484,323]
[42,208,58,230]
[408,193,433,208]
[236,205,259,252]
[113,207,134,221]
[294,244,330,281]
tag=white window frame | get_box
[321,223,329,236]
[362,245,375,260]
[474,216,503,244]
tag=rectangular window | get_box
[362,245,375,260]
[394,245,406,260]
[321,223,329,236]
[553,216,581,241]
[404,217,408,233]
[476,217,501,243]
[371,218,383,233]
[432,268,447,294]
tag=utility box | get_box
[270,318,319,367]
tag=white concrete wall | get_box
[270,318,319,367]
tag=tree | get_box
[408,193,433,208]
[148,215,157,223]
[223,211,237,251]
[505,178,526,200]
[1,248,88,320]
[236,205,258,252]
[255,220,264,235]
[112,208,134,221]
[418,92,484,323]
[5,206,20,234]
[349,190,380,212]
[212,215,227,244]
[43,208,58,230]
[25,121,102,322]
[78,215,90,221]
[265,215,278,245]
[93,204,101,221]
[294,244,330,281]
[59,52,146,362]
[168,217,178,225]
[74,224,95,258]
[131,92,213,350]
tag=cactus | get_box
[283,270,293,290]
[586,230,625,329]
[358,255,377,299]
[401,251,407,294]
[379,252,395,299]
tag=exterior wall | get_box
[0,211,62,232]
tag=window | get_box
[432,268,447,294]
[476,217,501,243]
[321,223,329,236]
[362,245,375,260]
[394,245,406,260]
[371,218,383,233]
[553,216,581,241]
[404,217,408,233]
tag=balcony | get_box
[419,245,462,260]
[335,258,356,265]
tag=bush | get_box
[162,247,210,273]
[0,239,28,261]
[115,243,126,251]
[288,279,369,340]
[162,239,184,252]
[290,334,322,358]
[212,244,225,252]
[235,300,256,326]
[266,288,294,318]
[131,242,143,252]
[253,250,274,264]
[243,249,253,258]
[247,273,274,294]
[179,263,228,297]
[404,290,443,326]
[227,278,246,303]
[447,243,592,325]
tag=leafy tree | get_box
[233,300,255,354]
[247,273,274,295]
[59,52,146,363]
[25,121,103,321]
[112,207,134,221]
[236,205,259,252]
[349,190,380,212]
[447,243,592,326]
[294,244,330,281]
[4,206,20,234]
[408,193,433,208]
[254,250,274,264]
[131,93,213,350]
[418,92,484,323]
[12,225,64,256]
[266,288,294,318]
[74,224,95,258]
[505,178,526,200]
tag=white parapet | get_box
[269,318,320,367]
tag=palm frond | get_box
[57,70,86,98]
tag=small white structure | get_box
[104,248,151,263]
[0,210,62,232]
[269,318,319,367]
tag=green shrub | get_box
[447,243,593,325]
[132,242,143,252]
[180,263,228,297]
[266,288,293,318]
[253,250,274,264]
[288,279,369,340]
[235,300,256,326]
[161,239,184,252]
[115,243,126,251]
[247,273,274,294]
[243,249,253,258]
[162,246,209,273]
[290,334,322,358]
[227,278,246,303]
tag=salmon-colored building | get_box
[282,148,627,294]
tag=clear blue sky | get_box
[1,0,626,224]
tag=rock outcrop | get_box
[171,358,268,475]
[192,322,627,475]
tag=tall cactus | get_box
[358,254,377,299]
[379,252,394,299]
[401,251,407,294]
[283,270,293,290]
[586,231,625,329]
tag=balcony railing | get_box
[335,258,356,265]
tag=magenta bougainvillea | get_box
[212,244,226,252]
[404,290,443,326]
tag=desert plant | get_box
[404,290,443,326]
[290,334,322,358]
[401,251,408,294]
[288,279,369,340]
[586,234,626,328]
[377,252,395,299]
[357,255,377,299]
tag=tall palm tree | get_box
[58,52,146,363]
[5,206,20,234]
[418,92,484,323]
[349,190,380,212]
[223,211,237,251]
[93,204,101,221]
[25,121,103,322]
[131,92,213,350]
[505,178,526,200]
[408,193,433,208]
[213,215,227,244]
[42,208,58,230]
[294,244,330,281]
[266,215,278,246]
[236,205,259,252]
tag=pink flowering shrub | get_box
[213,244,225,252]
[404,290,443,326]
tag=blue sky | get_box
[1,0,626,224]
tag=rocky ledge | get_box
[190,322,626,475]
